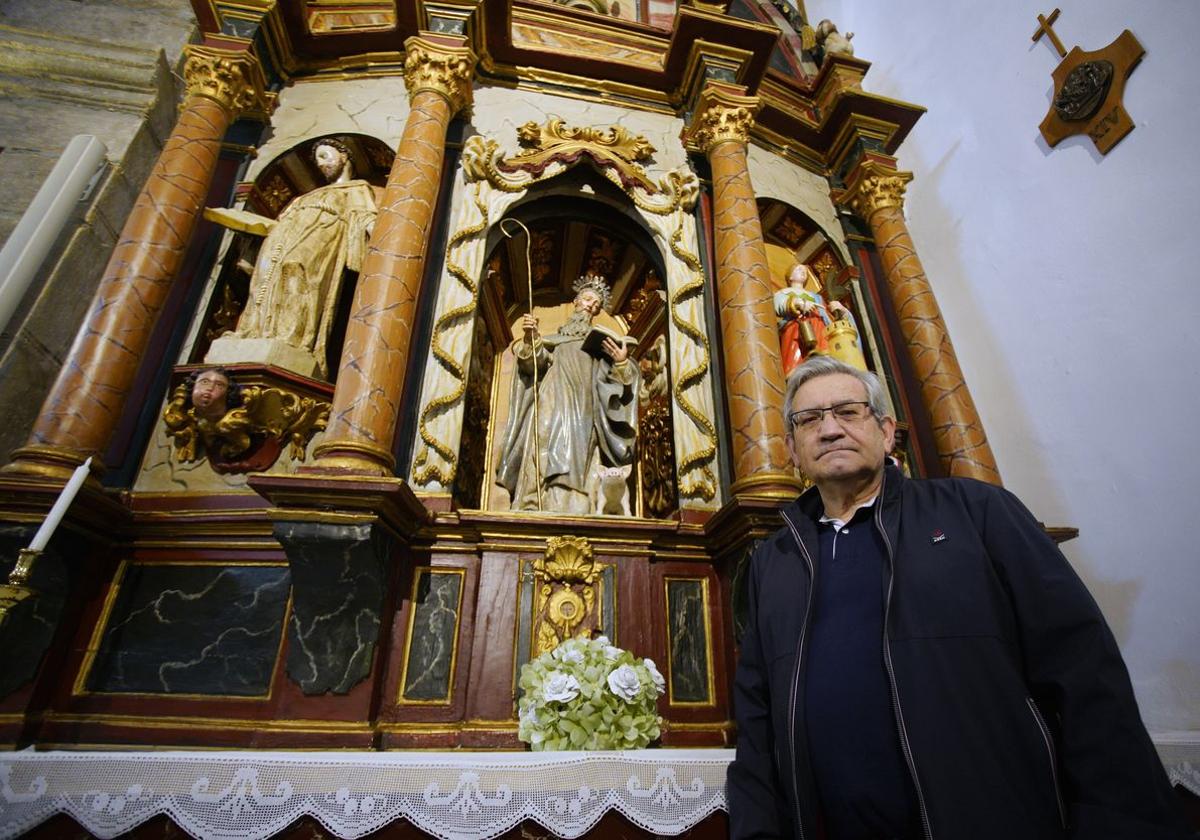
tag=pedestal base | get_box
[206,335,323,380]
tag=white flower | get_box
[603,645,623,661]
[520,705,540,728]
[552,639,584,660]
[559,647,585,665]
[592,635,611,647]
[643,658,666,695]
[543,672,582,703]
[606,664,641,701]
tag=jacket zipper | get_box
[1026,696,1068,828]
[876,499,934,840]
[782,510,815,840]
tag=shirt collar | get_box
[818,494,877,531]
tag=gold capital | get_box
[683,86,760,154]
[182,45,275,119]
[403,36,476,115]
[836,160,914,219]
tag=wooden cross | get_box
[1032,8,1067,58]
[1033,9,1145,155]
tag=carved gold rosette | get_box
[163,382,330,473]
[402,36,476,115]
[532,537,600,657]
[683,86,761,154]
[409,121,720,506]
[182,45,275,119]
[836,160,914,220]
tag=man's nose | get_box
[817,411,844,437]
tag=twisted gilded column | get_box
[683,86,803,500]
[7,46,272,478]
[836,159,1001,484]
[311,37,475,475]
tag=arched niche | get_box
[756,196,887,384]
[408,122,721,515]
[756,196,912,468]
[188,133,394,380]
[465,177,675,516]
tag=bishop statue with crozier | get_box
[496,274,640,514]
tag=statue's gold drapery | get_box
[410,120,721,509]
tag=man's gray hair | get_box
[782,356,891,429]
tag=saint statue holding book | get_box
[495,274,640,514]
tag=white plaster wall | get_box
[746,144,849,260]
[812,0,1200,737]
[248,76,412,180]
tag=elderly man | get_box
[727,355,1190,839]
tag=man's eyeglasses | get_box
[788,400,873,433]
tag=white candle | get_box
[28,457,93,553]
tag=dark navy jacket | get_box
[727,466,1191,840]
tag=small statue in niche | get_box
[815,18,855,60]
[593,463,633,516]
[163,367,331,474]
[774,263,861,376]
[204,139,380,379]
[495,274,641,515]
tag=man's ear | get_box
[880,415,897,454]
[785,431,803,469]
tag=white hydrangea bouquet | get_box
[517,635,666,751]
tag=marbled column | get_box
[7,46,271,478]
[313,36,476,475]
[684,86,803,500]
[838,160,1001,484]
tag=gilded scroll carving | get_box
[638,336,678,518]
[839,165,913,219]
[532,537,600,657]
[163,372,329,474]
[410,122,719,506]
[505,119,658,192]
[682,87,760,154]
[181,45,274,118]
[403,36,476,114]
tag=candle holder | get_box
[0,548,41,629]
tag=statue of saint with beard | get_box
[495,274,640,514]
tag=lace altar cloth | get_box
[0,748,732,839]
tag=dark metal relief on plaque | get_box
[400,568,465,703]
[87,564,290,696]
[665,577,713,704]
[1054,60,1114,121]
